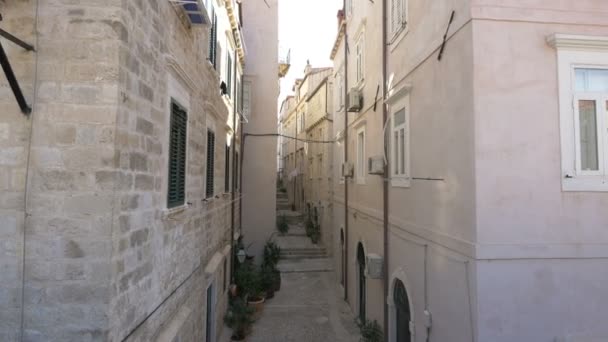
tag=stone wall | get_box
[0,1,36,340]
[0,0,236,340]
[109,0,233,341]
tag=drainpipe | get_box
[230,49,238,283]
[293,110,300,209]
[343,0,350,303]
[381,0,389,339]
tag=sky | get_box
[278,0,343,112]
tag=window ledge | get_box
[163,204,189,218]
[391,177,411,188]
[389,26,409,52]
[563,177,608,192]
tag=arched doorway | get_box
[340,229,345,286]
[356,242,366,322]
[394,279,411,342]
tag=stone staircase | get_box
[274,189,332,273]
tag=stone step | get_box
[280,254,328,260]
[280,252,327,259]
[277,258,334,273]
[280,248,327,254]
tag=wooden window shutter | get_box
[206,130,216,198]
[208,11,218,69]
[168,102,187,208]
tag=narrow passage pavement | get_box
[221,191,360,341]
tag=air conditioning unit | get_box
[365,254,383,279]
[368,156,384,175]
[347,88,362,112]
[342,162,354,178]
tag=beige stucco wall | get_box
[471,2,608,340]
[241,0,279,260]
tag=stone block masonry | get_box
[0,0,236,341]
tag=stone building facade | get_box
[279,66,333,245]
[330,0,608,341]
[0,0,270,340]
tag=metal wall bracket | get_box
[0,13,35,115]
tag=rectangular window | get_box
[226,53,233,98]
[168,101,188,208]
[225,144,231,192]
[236,77,242,113]
[208,9,218,69]
[235,151,239,190]
[548,34,608,190]
[389,92,411,187]
[206,130,216,198]
[393,108,407,176]
[391,0,406,35]
[573,68,608,177]
[242,81,252,119]
[356,36,365,83]
[337,70,344,108]
[302,113,306,130]
[223,258,228,292]
[356,128,365,183]
[205,284,215,342]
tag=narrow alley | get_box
[221,190,360,342]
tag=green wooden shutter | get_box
[206,130,215,198]
[168,102,187,208]
[208,10,218,69]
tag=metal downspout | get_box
[230,50,238,283]
[381,0,390,339]
[343,0,350,303]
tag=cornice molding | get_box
[547,33,608,51]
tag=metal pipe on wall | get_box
[343,0,350,303]
[381,0,390,339]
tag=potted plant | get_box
[260,264,275,299]
[235,262,265,320]
[224,298,254,341]
[277,215,289,235]
[358,320,383,342]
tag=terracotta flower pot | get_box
[247,296,265,321]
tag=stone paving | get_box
[220,205,361,342]
[220,271,360,342]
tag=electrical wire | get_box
[245,132,335,144]
[19,2,40,339]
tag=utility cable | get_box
[245,132,336,144]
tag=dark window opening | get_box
[206,130,216,198]
[167,101,187,208]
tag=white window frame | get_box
[390,0,408,36]
[355,34,365,85]
[356,126,366,184]
[163,72,192,214]
[336,67,344,109]
[386,83,412,188]
[390,97,411,188]
[549,34,608,191]
[346,0,354,18]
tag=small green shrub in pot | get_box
[358,320,383,342]
[277,215,289,235]
[263,240,281,268]
[224,297,254,341]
